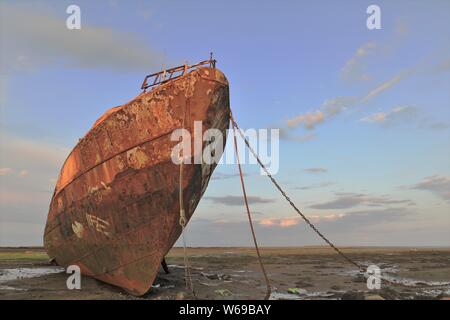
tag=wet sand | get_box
[0,247,449,300]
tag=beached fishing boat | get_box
[43,57,230,295]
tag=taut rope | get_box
[179,109,196,298]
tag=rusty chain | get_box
[230,114,365,273]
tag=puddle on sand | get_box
[338,261,450,298]
[269,290,338,300]
[166,264,204,271]
[341,262,450,288]
[0,267,64,290]
[0,285,26,291]
[421,289,450,297]
[269,292,302,300]
[381,274,450,287]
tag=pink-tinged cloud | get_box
[19,169,29,177]
[259,214,346,228]
[279,218,300,227]
[310,213,346,222]
[286,110,325,130]
[259,218,277,226]
[0,167,14,176]
[260,217,299,228]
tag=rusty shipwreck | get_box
[43,57,230,295]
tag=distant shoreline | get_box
[1,246,449,250]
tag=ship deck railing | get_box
[140,56,216,92]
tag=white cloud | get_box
[0,167,29,177]
[259,217,301,227]
[285,96,357,131]
[360,71,409,103]
[405,175,450,202]
[259,214,345,228]
[18,169,29,177]
[0,167,14,176]
[285,69,414,136]
[175,207,435,247]
[310,192,415,210]
[360,106,417,124]
[340,42,378,82]
[361,106,449,130]
[0,2,166,72]
[340,18,410,84]
[287,110,324,130]
[287,52,450,136]
[361,112,386,123]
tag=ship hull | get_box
[43,67,230,295]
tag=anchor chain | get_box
[230,113,365,273]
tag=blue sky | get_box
[0,0,449,246]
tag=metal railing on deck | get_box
[140,53,216,92]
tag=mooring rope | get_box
[179,112,196,298]
[230,111,272,300]
[229,113,365,273]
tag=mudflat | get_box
[0,246,449,300]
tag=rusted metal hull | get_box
[43,67,230,295]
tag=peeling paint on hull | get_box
[43,67,230,295]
